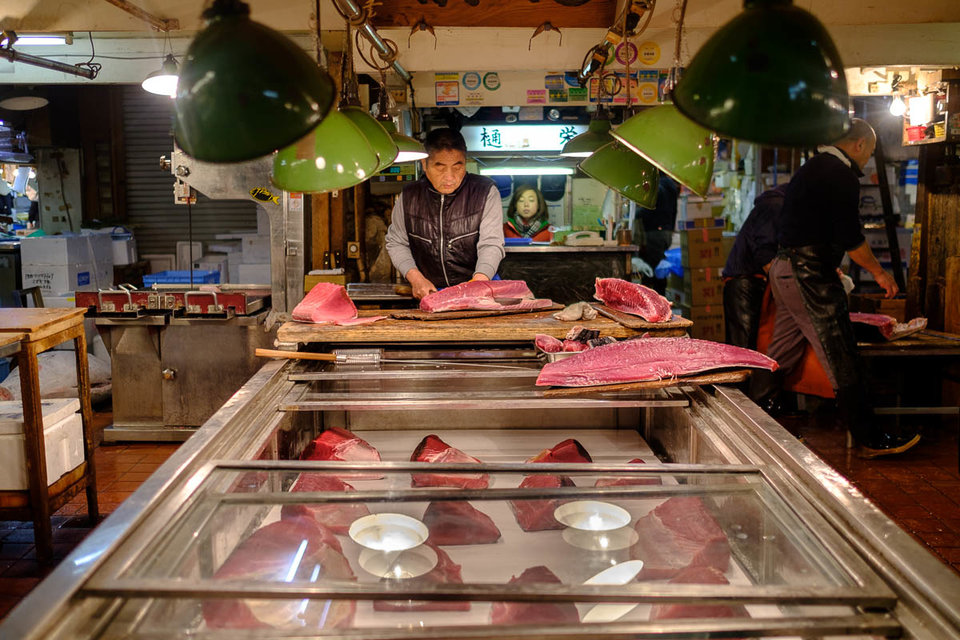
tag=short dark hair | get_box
[424,128,467,155]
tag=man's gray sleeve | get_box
[474,185,506,278]
[385,196,418,277]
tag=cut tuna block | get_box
[490,566,580,625]
[203,515,356,630]
[527,438,593,464]
[631,496,730,580]
[594,277,672,323]
[301,427,381,479]
[423,501,502,545]
[373,544,470,612]
[292,282,385,325]
[595,458,661,487]
[510,475,576,531]
[420,279,553,313]
[280,474,371,535]
[850,312,927,341]
[536,337,778,387]
[535,333,564,353]
[562,340,588,352]
[410,434,489,489]
[650,566,746,620]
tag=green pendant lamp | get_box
[341,106,398,173]
[672,0,850,146]
[610,105,715,197]
[560,117,614,158]
[175,0,336,162]
[272,110,380,193]
[579,141,660,209]
[378,119,427,163]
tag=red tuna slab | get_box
[650,566,746,621]
[535,333,563,353]
[292,282,384,325]
[562,340,588,352]
[423,500,502,545]
[301,428,382,479]
[373,544,471,612]
[594,277,672,322]
[630,496,730,580]
[490,566,580,625]
[420,279,553,313]
[850,312,927,341]
[280,474,371,535]
[510,475,577,531]
[203,515,356,629]
[527,438,593,463]
[536,337,778,387]
[410,434,489,489]
[595,458,661,487]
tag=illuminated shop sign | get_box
[462,124,587,152]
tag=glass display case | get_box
[4,350,960,639]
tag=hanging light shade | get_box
[341,106,398,172]
[272,110,379,193]
[560,117,613,158]
[610,105,715,197]
[141,54,179,98]
[672,0,849,147]
[174,0,336,163]
[579,141,660,209]
[378,119,427,163]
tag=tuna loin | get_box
[373,544,470,612]
[630,496,730,580]
[292,282,384,325]
[280,474,371,535]
[420,280,554,313]
[510,474,577,531]
[527,438,593,464]
[650,566,746,621]
[410,434,489,489]
[850,312,928,341]
[423,501,502,545]
[202,515,356,630]
[535,333,564,353]
[595,458,661,487]
[301,427,382,479]
[594,277,672,323]
[536,337,778,387]
[490,566,580,625]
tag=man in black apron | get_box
[750,119,920,458]
[385,128,505,299]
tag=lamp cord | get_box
[75,31,102,78]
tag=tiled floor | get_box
[0,409,958,624]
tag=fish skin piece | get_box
[490,566,580,625]
[420,279,553,313]
[410,434,489,489]
[423,500,502,545]
[594,277,673,322]
[536,337,778,387]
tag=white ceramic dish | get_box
[348,513,428,552]
[554,500,631,531]
[581,560,645,623]
[358,545,439,579]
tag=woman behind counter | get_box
[503,185,552,242]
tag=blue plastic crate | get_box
[143,270,220,286]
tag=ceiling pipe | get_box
[0,44,97,79]
[332,0,411,83]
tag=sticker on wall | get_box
[615,42,638,66]
[435,73,460,105]
[527,89,547,104]
[483,72,501,91]
[568,87,588,101]
[548,89,568,102]
[638,41,660,65]
[249,187,280,205]
[462,72,481,91]
[464,90,484,106]
[636,70,660,104]
[544,74,564,90]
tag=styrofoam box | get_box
[22,263,112,295]
[193,253,229,284]
[241,234,270,264]
[0,399,83,490]
[21,233,113,267]
[237,262,271,284]
[176,241,204,271]
[112,237,137,266]
[208,240,242,255]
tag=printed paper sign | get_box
[462,72,481,90]
[638,41,661,65]
[436,80,460,105]
[527,89,547,104]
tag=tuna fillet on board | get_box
[536,337,778,387]
[279,474,371,535]
[410,434,489,489]
[419,279,554,313]
[373,543,471,612]
[594,277,673,322]
[490,566,580,625]
[630,496,730,580]
[423,501,502,545]
[202,515,356,630]
[292,282,384,325]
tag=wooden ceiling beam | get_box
[369,0,618,29]
[101,0,179,32]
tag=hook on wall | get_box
[408,17,437,49]
[529,21,562,51]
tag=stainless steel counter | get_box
[505,244,639,253]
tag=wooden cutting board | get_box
[390,303,564,321]
[592,304,693,330]
[541,369,752,397]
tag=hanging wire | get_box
[666,0,689,97]
[75,31,102,78]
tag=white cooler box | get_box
[22,262,112,295]
[0,399,84,490]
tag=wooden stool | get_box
[0,308,99,563]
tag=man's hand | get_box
[405,269,437,300]
[875,270,899,299]
[470,273,490,281]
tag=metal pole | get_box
[0,48,97,79]
[333,0,412,83]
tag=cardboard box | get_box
[0,399,83,490]
[237,262,271,285]
[678,197,722,223]
[683,267,724,306]
[678,303,725,342]
[21,233,113,267]
[677,217,725,230]
[680,228,724,269]
[722,233,736,263]
[22,262,112,295]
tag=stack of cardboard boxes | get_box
[666,198,732,342]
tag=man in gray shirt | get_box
[385,128,505,299]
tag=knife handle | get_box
[255,348,336,361]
